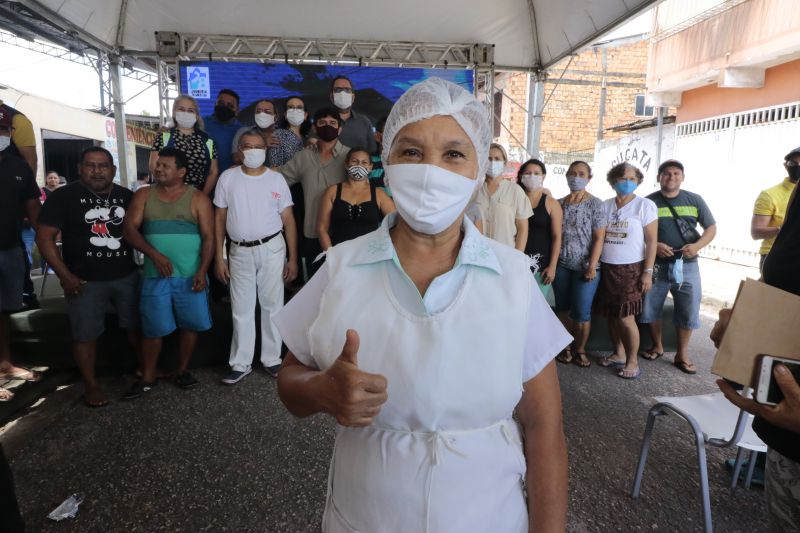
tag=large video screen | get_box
[179,61,474,126]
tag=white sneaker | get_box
[221,368,251,385]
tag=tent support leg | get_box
[109,55,131,188]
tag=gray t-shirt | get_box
[646,189,716,263]
[338,111,377,154]
[558,195,607,271]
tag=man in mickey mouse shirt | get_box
[37,147,138,408]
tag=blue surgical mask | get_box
[671,258,684,286]
[567,177,589,191]
[613,180,638,196]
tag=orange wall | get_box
[677,59,800,123]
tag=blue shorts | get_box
[551,264,601,323]
[638,260,702,330]
[140,277,212,338]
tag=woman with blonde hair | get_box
[149,94,219,194]
[472,142,531,250]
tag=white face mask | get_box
[254,112,275,129]
[174,111,197,129]
[286,109,305,127]
[0,135,10,152]
[242,148,267,169]
[333,92,354,110]
[384,163,476,235]
[521,174,544,190]
[487,160,505,178]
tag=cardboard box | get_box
[712,279,800,386]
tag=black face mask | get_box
[214,104,236,122]
[788,165,800,183]
[317,124,339,142]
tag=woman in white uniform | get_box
[274,78,571,533]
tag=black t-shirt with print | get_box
[39,182,136,281]
[0,152,40,250]
[756,190,800,463]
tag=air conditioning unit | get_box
[634,95,655,118]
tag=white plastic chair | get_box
[630,391,766,533]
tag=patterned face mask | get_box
[347,166,370,181]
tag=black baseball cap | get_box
[657,159,684,175]
[784,147,800,160]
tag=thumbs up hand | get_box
[321,329,388,427]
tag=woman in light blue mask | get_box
[594,162,658,379]
[552,160,606,368]
[272,77,571,532]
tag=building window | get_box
[634,95,655,118]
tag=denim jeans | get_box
[638,259,702,330]
[552,264,601,323]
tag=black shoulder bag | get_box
[659,193,702,244]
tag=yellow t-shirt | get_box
[753,178,797,255]
[11,113,35,148]
[0,101,35,148]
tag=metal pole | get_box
[597,48,608,142]
[488,68,496,139]
[157,58,170,126]
[655,106,665,169]
[526,72,545,160]
[109,54,131,188]
[97,57,106,113]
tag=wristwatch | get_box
[643,267,654,273]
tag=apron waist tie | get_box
[368,419,519,533]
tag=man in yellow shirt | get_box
[751,147,800,271]
[0,101,37,173]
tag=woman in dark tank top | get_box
[317,147,395,250]
[517,159,563,296]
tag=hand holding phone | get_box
[755,355,800,406]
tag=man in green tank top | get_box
[121,147,216,398]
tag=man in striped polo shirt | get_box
[122,147,216,398]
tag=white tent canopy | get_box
[21,0,658,70]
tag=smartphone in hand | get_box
[755,354,800,405]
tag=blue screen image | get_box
[180,61,474,126]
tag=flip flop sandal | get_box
[599,356,626,368]
[573,352,591,368]
[639,350,664,361]
[618,367,642,379]
[556,349,573,364]
[0,368,41,382]
[673,361,697,375]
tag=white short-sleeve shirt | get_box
[599,195,658,264]
[274,213,571,383]
[213,166,293,241]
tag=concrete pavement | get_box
[1,307,770,532]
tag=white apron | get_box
[309,234,533,533]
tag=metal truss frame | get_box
[153,31,496,129]
[0,29,159,86]
[160,32,494,69]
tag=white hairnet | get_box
[381,77,491,180]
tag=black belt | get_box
[230,231,281,247]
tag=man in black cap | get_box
[638,159,716,375]
[751,147,800,271]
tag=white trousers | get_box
[228,235,285,371]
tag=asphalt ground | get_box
[1,310,768,533]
